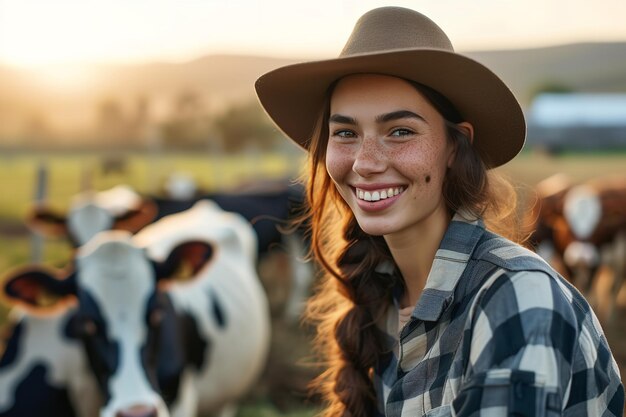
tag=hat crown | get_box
[340,7,454,57]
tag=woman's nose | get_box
[352,137,386,177]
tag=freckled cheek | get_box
[392,146,438,181]
[325,151,355,204]
[325,146,354,183]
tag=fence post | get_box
[31,161,48,262]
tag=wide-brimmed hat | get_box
[255,6,526,168]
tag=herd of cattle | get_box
[0,172,625,417]
[0,180,311,417]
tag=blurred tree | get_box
[174,89,203,117]
[160,117,214,150]
[530,81,575,99]
[213,101,278,152]
[160,88,212,150]
[22,111,51,149]
[96,97,132,148]
[127,95,151,146]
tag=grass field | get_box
[500,150,626,188]
[0,149,624,416]
[0,150,303,220]
[1,149,624,222]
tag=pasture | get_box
[0,149,625,416]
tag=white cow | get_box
[1,201,271,417]
[27,184,157,247]
[0,306,100,417]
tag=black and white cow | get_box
[28,184,157,247]
[153,180,313,322]
[1,201,271,417]
[0,305,99,417]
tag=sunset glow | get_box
[2,0,626,69]
[32,64,96,92]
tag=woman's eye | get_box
[332,129,356,139]
[390,128,414,137]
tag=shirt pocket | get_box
[423,404,452,417]
[452,369,561,417]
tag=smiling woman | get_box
[255,6,624,417]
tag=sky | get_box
[1,0,626,69]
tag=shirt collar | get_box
[410,210,485,322]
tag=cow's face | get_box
[73,233,169,417]
[564,185,602,242]
[561,185,602,288]
[27,185,157,247]
[3,231,213,417]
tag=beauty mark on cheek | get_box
[425,175,431,183]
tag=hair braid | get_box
[308,206,397,416]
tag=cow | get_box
[27,184,157,247]
[0,305,100,417]
[560,176,626,317]
[152,179,314,323]
[28,181,314,323]
[152,179,307,260]
[525,174,626,322]
[1,200,271,417]
[524,173,573,271]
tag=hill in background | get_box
[467,42,626,105]
[1,42,626,148]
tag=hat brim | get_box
[255,48,525,168]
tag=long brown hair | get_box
[300,78,522,417]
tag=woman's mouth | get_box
[355,186,405,202]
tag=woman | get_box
[255,7,623,417]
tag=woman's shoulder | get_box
[474,268,579,318]
[469,258,607,355]
[471,230,591,316]
[458,223,608,350]
[472,229,553,272]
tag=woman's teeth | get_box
[356,187,404,202]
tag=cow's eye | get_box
[75,318,97,337]
[149,309,164,327]
[84,320,97,335]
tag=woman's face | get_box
[325,74,457,238]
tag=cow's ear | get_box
[26,205,69,238]
[2,267,77,312]
[113,199,158,233]
[153,241,213,283]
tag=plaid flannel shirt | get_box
[373,213,624,417]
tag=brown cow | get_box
[524,173,572,271]
[526,174,626,323]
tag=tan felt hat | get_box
[255,6,526,168]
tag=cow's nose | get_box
[115,405,159,417]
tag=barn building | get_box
[526,93,626,152]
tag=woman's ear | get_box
[457,122,474,144]
[448,122,474,168]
